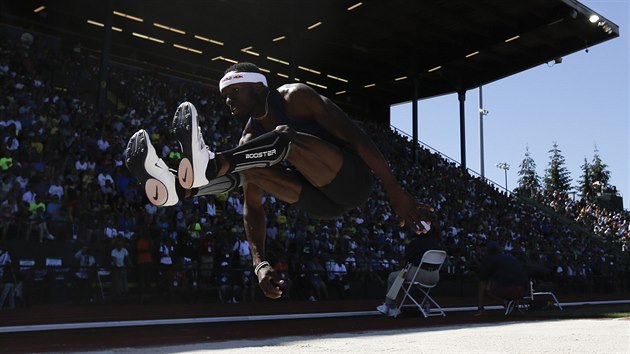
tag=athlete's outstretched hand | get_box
[388,186,434,234]
[257,265,285,299]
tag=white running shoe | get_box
[125,129,179,206]
[376,303,389,315]
[171,101,214,189]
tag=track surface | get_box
[1,294,628,353]
[84,318,630,354]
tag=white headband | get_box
[219,71,268,91]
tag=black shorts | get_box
[294,147,373,219]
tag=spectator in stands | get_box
[103,215,118,240]
[306,256,328,301]
[198,231,215,284]
[157,235,175,294]
[45,194,66,224]
[73,246,97,303]
[238,268,256,303]
[476,241,528,315]
[165,256,193,303]
[217,255,241,304]
[96,134,110,152]
[47,176,64,200]
[227,191,243,216]
[75,154,89,172]
[232,234,251,268]
[25,202,53,242]
[0,194,18,241]
[0,173,13,202]
[0,247,16,309]
[135,231,155,303]
[14,170,28,192]
[0,151,13,171]
[110,238,131,297]
[327,255,350,299]
[21,186,36,206]
[273,256,292,300]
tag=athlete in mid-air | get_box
[125,62,434,299]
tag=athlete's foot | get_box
[125,129,179,206]
[171,101,216,189]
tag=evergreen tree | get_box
[590,145,611,194]
[516,145,541,197]
[578,158,595,200]
[543,142,572,194]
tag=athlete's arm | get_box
[286,84,433,233]
[240,129,285,299]
[242,181,265,267]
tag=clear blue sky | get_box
[391,0,629,210]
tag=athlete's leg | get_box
[191,172,243,197]
[172,101,344,190]
[233,129,372,212]
[171,101,367,217]
[241,167,302,204]
[125,129,243,206]
[173,102,296,188]
[281,130,343,187]
[240,167,348,219]
[225,130,373,214]
[171,102,213,189]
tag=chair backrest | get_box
[411,250,447,287]
[420,250,447,269]
[45,258,62,267]
[19,259,35,272]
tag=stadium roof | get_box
[1,0,620,118]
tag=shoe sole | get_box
[125,130,171,206]
[172,103,196,189]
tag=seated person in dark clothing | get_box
[377,220,443,317]
[477,241,528,314]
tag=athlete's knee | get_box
[273,124,297,141]
[240,167,265,182]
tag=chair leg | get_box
[550,293,562,310]
[398,285,446,318]
[419,290,445,317]
[393,284,414,318]
[504,300,516,315]
[533,292,563,310]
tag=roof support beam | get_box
[97,0,113,114]
[458,90,467,170]
[412,77,419,163]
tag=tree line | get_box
[515,142,614,201]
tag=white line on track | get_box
[1,299,629,334]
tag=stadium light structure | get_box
[496,162,510,190]
[479,86,490,178]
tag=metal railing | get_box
[388,125,608,243]
[389,125,510,194]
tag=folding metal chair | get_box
[524,279,563,310]
[395,250,447,318]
